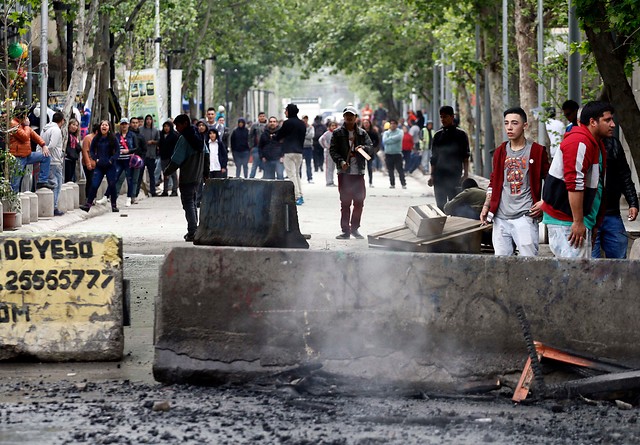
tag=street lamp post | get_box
[166,48,184,119]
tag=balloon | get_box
[8,42,23,60]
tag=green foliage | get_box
[0,150,23,212]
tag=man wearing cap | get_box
[330,106,374,239]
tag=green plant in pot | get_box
[0,148,23,214]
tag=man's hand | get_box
[629,207,638,221]
[480,206,489,225]
[568,220,587,248]
[341,161,348,171]
[528,200,544,218]
[41,145,50,157]
[427,176,434,187]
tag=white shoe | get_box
[96,196,108,205]
[126,197,132,207]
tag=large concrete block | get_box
[195,179,308,248]
[0,234,124,361]
[36,188,54,218]
[154,248,640,387]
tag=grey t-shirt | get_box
[496,140,533,220]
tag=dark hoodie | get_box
[230,118,250,152]
[159,121,179,160]
[163,124,205,185]
[276,104,306,154]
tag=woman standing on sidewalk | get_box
[361,119,379,188]
[80,120,120,212]
[319,121,338,187]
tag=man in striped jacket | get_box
[541,101,615,258]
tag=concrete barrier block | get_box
[66,182,80,209]
[18,194,30,225]
[0,234,124,361]
[154,248,640,387]
[36,188,54,218]
[63,185,74,212]
[630,239,640,260]
[24,192,38,223]
[195,179,308,248]
[77,179,87,206]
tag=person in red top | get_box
[480,107,550,256]
[8,108,55,192]
[401,124,414,172]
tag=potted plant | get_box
[0,148,22,230]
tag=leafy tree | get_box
[576,0,640,171]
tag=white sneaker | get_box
[96,196,108,205]
[126,197,132,207]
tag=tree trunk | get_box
[583,24,640,174]
[53,7,67,88]
[514,0,539,141]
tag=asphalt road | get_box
[2,167,639,444]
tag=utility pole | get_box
[537,0,546,146]
[40,0,49,131]
[474,24,482,176]
[568,0,581,104]
[502,0,508,109]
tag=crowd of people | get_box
[4,98,637,259]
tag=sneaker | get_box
[295,197,304,206]
[80,203,91,212]
[326,183,337,187]
[351,230,364,239]
[170,191,179,197]
[36,182,55,190]
[96,196,108,205]
[390,185,395,189]
[126,197,132,207]
[308,180,314,184]
[184,233,195,242]
[132,198,139,204]
[369,184,374,188]
[160,191,169,197]
[335,232,350,240]
[53,209,65,216]
[402,185,407,189]
[111,206,119,213]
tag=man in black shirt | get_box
[592,136,638,258]
[428,106,470,210]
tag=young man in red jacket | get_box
[541,101,614,258]
[480,107,550,256]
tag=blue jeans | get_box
[179,182,199,236]
[302,146,313,181]
[12,152,52,191]
[249,146,262,178]
[592,214,628,258]
[144,157,157,195]
[50,164,64,209]
[233,150,250,178]
[115,159,135,198]
[262,160,284,179]
[87,164,118,207]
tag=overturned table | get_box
[368,215,491,254]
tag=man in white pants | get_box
[480,107,550,256]
[276,103,306,205]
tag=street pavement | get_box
[28,165,442,254]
